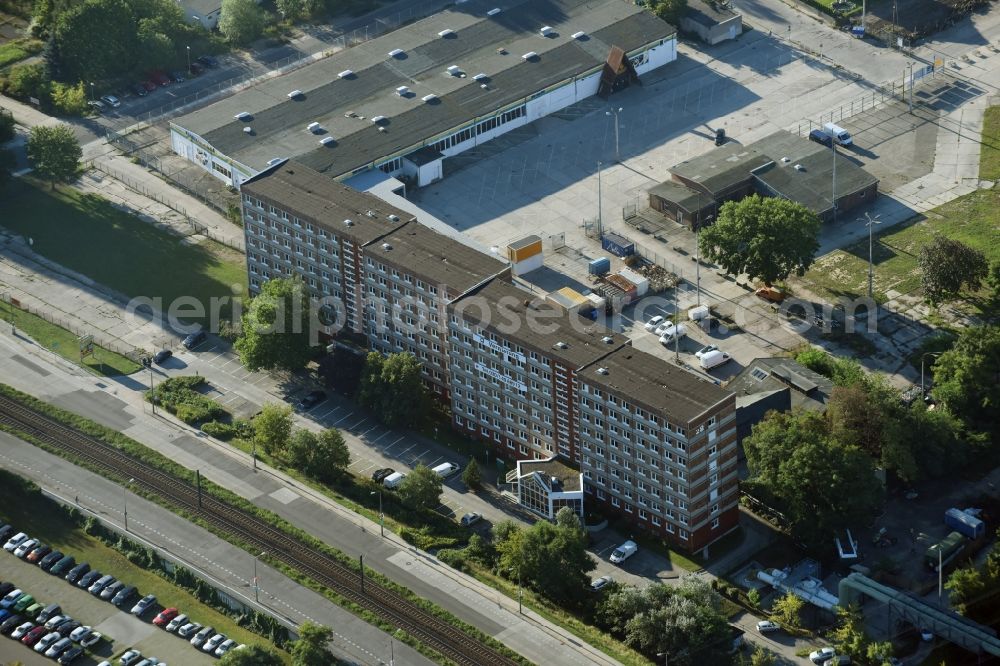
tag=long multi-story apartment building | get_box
[239,160,737,552]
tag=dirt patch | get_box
[0,13,27,43]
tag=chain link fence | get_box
[87,161,245,252]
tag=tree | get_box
[218,645,283,666]
[357,352,429,427]
[739,645,776,666]
[219,0,265,45]
[50,81,88,115]
[771,591,804,629]
[307,428,350,483]
[0,111,14,143]
[653,0,688,25]
[236,277,314,372]
[596,578,732,663]
[289,621,333,666]
[866,642,895,666]
[317,346,365,395]
[746,587,761,608]
[461,459,481,490]
[831,605,869,659]
[988,261,1000,298]
[945,566,986,610]
[253,403,293,457]
[26,124,80,188]
[2,63,49,101]
[0,149,16,190]
[931,325,1000,431]
[698,194,821,286]
[275,0,304,20]
[743,410,884,550]
[495,509,594,606]
[284,428,315,469]
[397,464,442,511]
[918,234,988,304]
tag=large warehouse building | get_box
[170,0,677,189]
[241,160,739,552]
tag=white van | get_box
[383,472,406,489]
[823,122,852,146]
[699,349,732,370]
[609,540,638,564]
[431,462,460,479]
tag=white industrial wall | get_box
[171,128,255,188]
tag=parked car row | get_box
[92,55,221,111]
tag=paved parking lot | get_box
[0,550,214,665]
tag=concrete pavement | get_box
[0,430,429,666]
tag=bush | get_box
[150,375,228,425]
[202,421,237,440]
[436,548,467,571]
[50,81,88,115]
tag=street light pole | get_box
[597,161,603,240]
[605,107,623,162]
[148,364,156,415]
[864,212,882,299]
[186,46,191,75]
[253,551,265,603]
[371,490,384,537]
[89,82,94,102]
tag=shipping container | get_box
[618,268,649,297]
[601,233,635,258]
[944,508,985,540]
[588,257,611,276]
[925,531,965,571]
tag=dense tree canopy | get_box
[357,352,429,427]
[744,410,883,549]
[289,622,334,666]
[253,403,293,457]
[699,194,821,286]
[397,464,442,511]
[218,645,283,666]
[236,277,314,372]
[26,124,80,188]
[918,234,989,304]
[219,0,266,45]
[596,578,732,664]
[931,324,1000,432]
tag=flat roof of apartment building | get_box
[580,346,733,423]
[241,160,412,244]
[172,0,674,177]
[451,279,627,367]
[517,458,582,492]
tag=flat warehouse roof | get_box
[172,0,674,177]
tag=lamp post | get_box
[186,46,191,75]
[147,362,157,415]
[508,567,522,613]
[253,551,266,603]
[921,352,942,400]
[89,82,95,102]
[123,477,135,531]
[370,490,384,537]
[605,107,623,162]
[863,212,882,299]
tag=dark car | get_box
[371,468,395,483]
[298,390,325,411]
[169,70,186,82]
[112,585,136,607]
[714,128,726,146]
[76,570,101,589]
[26,544,51,563]
[58,645,83,664]
[196,55,219,68]
[131,83,148,97]
[182,330,206,349]
[0,614,24,634]
[49,556,75,576]
[149,71,171,86]
[39,550,64,571]
[153,349,172,364]
[56,620,81,638]
[36,605,60,624]
[0,525,14,543]
[142,80,157,92]
[65,563,89,584]
[0,583,13,598]
[189,62,204,76]
[809,128,833,147]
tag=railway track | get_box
[0,393,523,666]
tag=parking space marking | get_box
[360,425,379,437]
[316,405,341,420]
[369,431,390,444]
[349,417,368,430]
[394,444,415,459]
[333,412,355,426]
[424,454,443,468]
[408,449,430,466]
[383,436,406,451]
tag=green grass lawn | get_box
[0,471,287,662]
[796,188,1000,306]
[980,107,1000,181]
[0,300,141,375]
[0,37,42,68]
[1,178,246,324]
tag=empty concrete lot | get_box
[0,553,214,665]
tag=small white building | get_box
[177,0,222,29]
[680,0,743,45]
[507,458,584,520]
